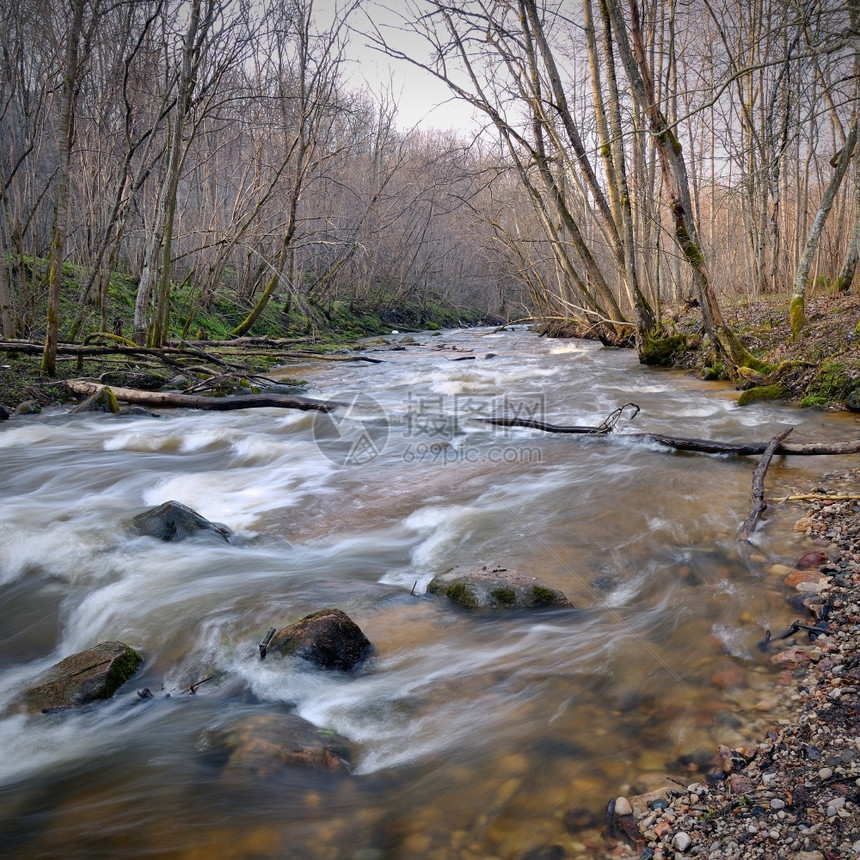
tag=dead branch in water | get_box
[482,403,640,435]
[488,410,860,456]
[736,428,794,542]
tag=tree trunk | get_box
[42,0,87,374]
[606,0,770,374]
[150,0,203,347]
[790,120,858,337]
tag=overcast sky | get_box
[330,1,480,132]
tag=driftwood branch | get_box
[489,413,860,456]
[736,428,794,542]
[483,403,640,435]
[64,380,337,412]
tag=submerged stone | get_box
[426,566,573,609]
[268,608,371,671]
[16,641,143,713]
[130,500,231,542]
[209,713,354,775]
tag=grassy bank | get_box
[0,258,496,412]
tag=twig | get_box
[185,676,214,694]
[258,627,276,659]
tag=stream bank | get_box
[604,469,860,860]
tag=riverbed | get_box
[1,327,857,859]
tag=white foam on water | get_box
[0,518,124,586]
[0,422,64,448]
[710,622,754,660]
[141,453,334,530]
[0,697,166,786]
[229,635,544,774]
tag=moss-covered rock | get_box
[639,334,688,366]
[15,641,143,713]
[737,384,791,407]
[69,385,120,414]
[426,566,573,610]
[268,608,372,671]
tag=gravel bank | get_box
[605,469,860,860]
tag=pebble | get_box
[613,796,632,816]
[672,831,691,852]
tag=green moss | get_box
[640,334,687,366]
[737,384,790,406]
[490,587,517,606]
[445,582,479,608]
[530,585,559,606]
[799,360,858,407]
[98,386,120,413]
[109,646,144,688]
[789,294,805,339]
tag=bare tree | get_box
[42,0,102,373]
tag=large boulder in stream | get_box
[427,565,573,609]
[131,500,231,543]
[268,608,371,672]
[15,641,143,713]
[208,713,354,776]
[69,386,120,414]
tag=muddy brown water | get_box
[1,327,856,859]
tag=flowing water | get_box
[1,327,857,859]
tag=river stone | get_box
[736,383,790,406]
[211,713,353,775]
[0,404,9,420]
[70,386,120,414]
[268,608,371,671]
[130,500,231,542]
[426,566,573,609]
[16,641,143,713]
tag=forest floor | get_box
[674,292,860,408]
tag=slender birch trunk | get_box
[790,120,858,337]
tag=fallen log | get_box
[736,428,793,542]
[487,415,860,456]
[64,380,337,412]
[275,350,384,364]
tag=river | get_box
[0,326,856,859]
